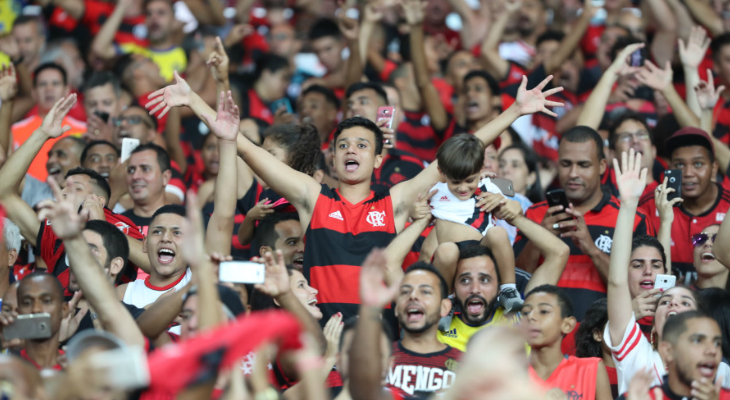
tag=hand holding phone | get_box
[653,274,676,292]
[2,313,52,340]
[491,178,515,197]
[120,138,141,163]
[377,106,395,145]
[663,169,682,206]
[545,189,573,223]
[218,261,266,284]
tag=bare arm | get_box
[404,0,449,131]
[595,360,613,400]
[636,60,701,128]
[543,4,594,74]
[645,0,678,66]
[577,43,644,129]
[182,0,225,26]
[608,150,648,347]
[163,107,187,173]
[385,206,433,285]
[126,236,151,273]
[654,178,680,273]
[681,0,724,36]
[339,11,364,90]
[52,0,85,19]
[135,282,192,339]
[479,0,517,80]
[695,72,730,176]
[665,0,695,40]
[678,27,710,117]
[0,65,17,154]
[90,0,131,60]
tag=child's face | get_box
[520,292,573,348]
[443,171,481,200]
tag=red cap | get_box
[665,127,714,158]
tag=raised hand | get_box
[224,24,253,48]
[679,26,710,68]
[145,71,192,119]
[253,250,291,299]
[181,190,207,269]
[626,369,663,400]
[360,248,398,308]
[695,69,726,111]
[411,189,436,221]
[612,148,648,203]
[337,8,360,41]
[0,64,17,102]
[202,91,240,142]
[38,94,77,138]
[400,0,427,25]
[247,198,275,221]
[36,177,88,240]
[59,291,88,342]
[635,60,673,92]
[206,36,230,84]
[655,176,683,224]
[80,193,106,221]
[608,43,644,77]
[514,75,564,117]
[632,288,661,319]
[323,312,344,360]
[363,0,384,22]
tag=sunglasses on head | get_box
[692,233,716,247]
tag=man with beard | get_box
[618,311,724,400]
[255,213,305,271]
[46,136,85,186]
[438,198,569,351]
[387,262,461,398]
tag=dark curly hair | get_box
[263,123,321,176]
[575,298,608,359]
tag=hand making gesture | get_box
[360,249,399,309]
[514,75,564,117]
[203,91,240,142]
[38,94,78,139]
[613,148,648,204]
[146,71,192,119]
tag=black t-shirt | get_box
[64,302,146,345]
[121,209,153,236]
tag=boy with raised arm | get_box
[146,72,564,322]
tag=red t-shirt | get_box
[20,349,64,370]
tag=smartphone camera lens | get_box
[669,177,675,183]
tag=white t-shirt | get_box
[429,178,502,235]
[123,268,192,334]
[605,313,730,395]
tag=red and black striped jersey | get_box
[35,208,144,294]
[82,0,148,47]
[639,183,730,277]
[395,110,448,163]
[303,185,397,320]
[241,89,273,124]
[529,356,600,400]
[617,382,730,400]
[386,341,462,398]
[713,98,730,145]
[514,190,655,320]
[372,149,424,192]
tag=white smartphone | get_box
[120,138,141,163]
[89,346,150,390]
[654,274,676,292]
[218,261,265,284]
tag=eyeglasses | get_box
[616,130,651,143]
[692,233,717,247]
[112,115,152,128]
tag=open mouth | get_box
[467,101,480,114]
[158,248,175,264]
[293,255,304,269]
[301,116,313,124]
[307,298,319,311]
[667,311,678,319]
[698,362,717,377]
[466,297,485,315]
[47,166,61,178]
[701,253,716,262]
[344,159,359,173]
[406,305,425,323]
[683,182,697,191]
[639,280,654,289]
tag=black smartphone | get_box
[546,189,572,221]
[95,111,110,123]
[664,169,682,206]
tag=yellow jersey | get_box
[438,307,523,352]
[0,0,21,33]
[118,43,187,82]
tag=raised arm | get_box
[0,94,77,246]
[339,10,364,90]
[654,178,682,273]
[644,0,678,66]
[404,0,449,131]
[543,3,594,75]
[182,0,225,26]
[350,249,399,400]
[203,91,239,256]
[716,185,730,268]
[635,60,701,129]
[53,0,85,19]
[37,178,145,347]
[384,190,435,284]
[90,0,132,60]
[479,0,520,80]
[607,149,648,347]
[681,0,724,36]
[576,43,644,129]
[494,200,570,292]
[678,27,711,117]
[696,73,730,174]
[0,64,17,154]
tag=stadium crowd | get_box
[1,0,730,398]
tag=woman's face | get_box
[482,145,498,174]
[201,134,219,177]
[627,245,665,299]
[289,270,322,320]
[654,287,698,340]
[499,148,534,196]
[262,137,290,165]
[694,225,723,279]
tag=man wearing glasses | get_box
[111,105,162,150]
[639,127,730,283]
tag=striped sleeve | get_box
[605,313,659,395]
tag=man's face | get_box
[454,256,499,325]
[463,76,493,123]
[598,27,628,70]
[17,276,66,336]
[127,150,168,204]
[61,174,98,211]
[395,270,447,334]
[57,42,85,89]
[425,0,451,25]
[299,92,336,135]
[273,220,304,269]
[113,107,156,149]
[664,317,722,386]
[311,36,343,72]
[47,138,82,185]
[557,140,606,205]
[447,51,478,89]
[180,295,199,340]
[69,230,112,293]
[694,225,723,279]
[12,22,43,65]
[613,119,655,170]
[628,245,665,300]
[670,146,717,200]
[518,0,545,36]
[262,67,291,101]
[533,40,559,70]
[346,89,383,121]
[33,69,69,113]
[715,45,730,85]
[201,134,219,177]
[143,213,186,277]
[84,83,121,118]
[146,0,175,43]
[520,292,572,348]
[442,171,480,201]
[333,126,383,185]
[83,143,119,178]
[269,24,299,58]
[0,285,22,352]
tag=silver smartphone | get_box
[654,274,676,292]
[120,138,141,163]
[3,313,52,340]
[218,261,265,284]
